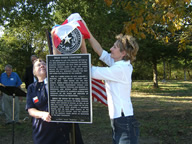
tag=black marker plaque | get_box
[47,54,92,123]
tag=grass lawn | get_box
[0,80,192,144]
[131,80,192,144]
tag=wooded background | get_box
[0,0,192,88]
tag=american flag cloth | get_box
[92,78,107,106]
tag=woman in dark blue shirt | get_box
[26,59,84,144]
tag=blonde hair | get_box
[116,34,139,62]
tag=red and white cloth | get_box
[51,13,107,106]
[52,13,90,48]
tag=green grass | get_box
[131,80,192,144]
[0,80,192,144]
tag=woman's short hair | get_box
[116,34,139,62]
[33,58,46,77]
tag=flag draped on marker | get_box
[92,79,107,106]
[50,13,107,106]
[62,13,90,39]
[52,13,90,49]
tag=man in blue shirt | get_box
[0,64,22,124]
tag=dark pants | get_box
[111,115,140,144]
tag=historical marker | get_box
[47,54,92,123]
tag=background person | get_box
[85,22,140,144]
[0,64,22,125]
[24,55,38,89]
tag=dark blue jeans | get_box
[111,116,140,144]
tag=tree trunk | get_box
[184,68,187,81]
[153,61,158,88]
[163,60,166,80]
[184,59,187,81]
[167,62,169,79]
[187,70,191,79]
[169,62,171,79]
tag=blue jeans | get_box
[111,116,140,144]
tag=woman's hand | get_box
[28,108,52,122]
[41,112,52,122]
[51,28,62,55]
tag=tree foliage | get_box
[0,0,55,79]
[105,0,192,50]
[0,0,191,83]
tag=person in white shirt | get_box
[85,22,140,144]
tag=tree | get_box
[136,34,178,87]
[1,0,191,82]
[105,0,192,48]
[0,0,55,78]
[110,0,192,86]
[177,45,192,80]
[0,34,26,77]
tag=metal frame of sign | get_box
[47,54,92,123]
